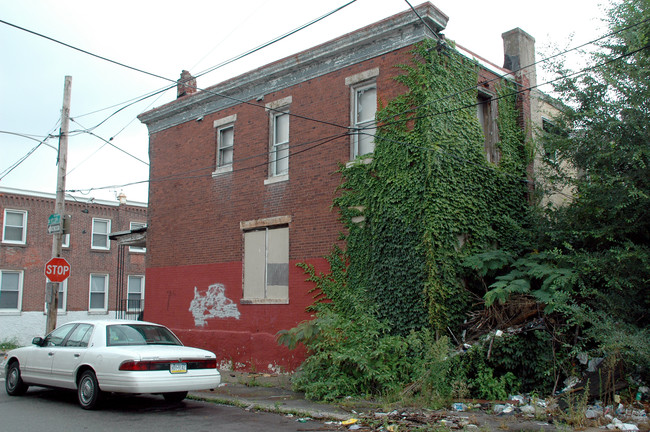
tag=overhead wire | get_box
[0,133,55,181]
[4,2,645,196]
[0,1,358,189]
[73,28,650,196]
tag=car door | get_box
[22,323,77,386]
[50,323,94,389]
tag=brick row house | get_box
[138,2,540,372]
[0,187,147,343]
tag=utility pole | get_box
[46,75,72,334]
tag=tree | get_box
[476,0,650,385]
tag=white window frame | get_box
[2,209,27,245]
[91,218,111,250]
[43,279,67,313]
[89,273,108,312]
[265,97,291,183]
[62,233,70,248]
[129,221,146,253]
[127,275,145,312]
[240,216,291,304]
[351,83,377,158]
[58,279,67,312]
[213,114,237,176]
[0,270,23,312]
[346,68,379,161]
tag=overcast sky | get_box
[0,0,608,204]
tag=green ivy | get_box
[335,40,531,335]
[280,39,535,401]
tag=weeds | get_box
[0,338,19,351]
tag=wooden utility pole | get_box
[46,75,72,334]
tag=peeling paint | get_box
[189,283,240,326]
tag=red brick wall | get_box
[145,47,417,370]
[145,45,514,371]
[0,192,146,312]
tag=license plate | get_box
[170,363,187,374]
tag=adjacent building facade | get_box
[139,2,539,372]
[0,187,147,344]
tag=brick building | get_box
[138,2,539,372]
[0,187,147,343]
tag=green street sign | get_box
[48,213,62,234]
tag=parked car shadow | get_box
[22,387,197,413]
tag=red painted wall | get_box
[144,257,327,371]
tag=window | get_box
[271,111,289,176]
[129,221,146,253]
[89,274,108,311]
[3,209,27,244]
[43,323,75,346]
[265,97,291,182]
[92,218,111,250]
[0,270,22,311]
[57,280,67,311]
[352,84,377,158]
[62,233,70,248]
[65,324,93,347]
[214,114,237,175]
[218,126,234,167]
[346,68,379,160]
[127,275,144,311]
[44,280,67,312]
[241,218,290,304]
[477,92,500,164]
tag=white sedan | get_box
[4,319,221,409]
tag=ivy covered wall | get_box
[335,40,532,336]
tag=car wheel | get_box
[77,370,103,410]
[163,391,188,403]
[5,362,29,396]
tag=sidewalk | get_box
[190,371,359,421]
[190,372,644,431]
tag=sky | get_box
[0,0,609,204]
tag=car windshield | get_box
[106,324,183,346]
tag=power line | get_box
[0,134,53,180]
[0,1,359,137]
[10,3,645,197]
[64,34,650,197]
[66,132,350,195]
[193,1,357,80]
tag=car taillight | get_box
[186,359,217,369]
[119,359,217,371]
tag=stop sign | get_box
[45,257,71,282]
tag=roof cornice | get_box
[138,2,448,134]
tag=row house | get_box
[0,187,147,344]
[138,2,539,372]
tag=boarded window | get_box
[477,93,500,164]
[243,226,289,302]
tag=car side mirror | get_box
[32,337,44,346]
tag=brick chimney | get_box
[502,28,537,88]
[177,70,197,98]
[502,28,542,200]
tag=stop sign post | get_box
[45,257,71,283]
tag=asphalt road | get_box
[0,380,325,432]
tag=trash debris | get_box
[341,419,358,425]
[607,418,640,431]
[296,417,311,423]
[452,402,466,411]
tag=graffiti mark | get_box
[189,283,240,326]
